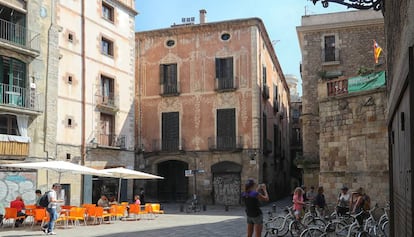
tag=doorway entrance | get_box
[157,160,189,202]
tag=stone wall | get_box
[319,89,388,204]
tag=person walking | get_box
[242,179,269,237]
[139,188,145,205]
[42,183,63,235]
[314,186,326,217]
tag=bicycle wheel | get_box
[357,231,373,237]
[299,227,324,237]
[266,216,289,236]
[303,216,326,228]
[289,220,305,237]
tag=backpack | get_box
[362,194,371,211]
[39,191,51,207]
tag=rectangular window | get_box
[100,75,115,105]
[0,114,19,135]
[101,37,114,56]
[216,108,236,149]
[324,35,336,62]
[162,112,179,151]
[102,2,114,22]
[99,113,115,146]
[159,64,178,95]
[215,57,234,90]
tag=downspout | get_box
[80,0,86,166]
[80,0,86,203]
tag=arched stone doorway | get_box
[157,160,189,202]
[211,161,242,205]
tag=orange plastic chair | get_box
[66,207,87,226]
[24,205,37,225]
[95,206,111,224]
[128,204,140,220]
[112,205,126,221]
[31,208,47,228]
[2,207,26,228]
[144,203,155,219]
[85,205,97,223]
[151,203,165,215]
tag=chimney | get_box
[199,9,207,24]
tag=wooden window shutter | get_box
[159,64,165,84]
[215,58,221,80]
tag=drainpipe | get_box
[80,0,86,203]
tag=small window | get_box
[166,40,175,47]
[68,33,73,42]
[101,37,114,56]
[68,118,72,127]
[66,153,71,160]
[102,2,114,22]
[221,33,230,41]
[68,76,73,84]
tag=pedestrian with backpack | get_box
[41,183,63,235]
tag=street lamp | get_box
[311,0,383,11]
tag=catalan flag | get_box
[373,40,382,64]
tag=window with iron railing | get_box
[215,57,235,91]
[160,64,179,95]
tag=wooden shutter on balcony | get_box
[215,58,233,80]
[159,64,165,84]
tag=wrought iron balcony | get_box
[95,92,118,112]
[215,78,236,92]
[97,133,126,149]
[161,83,180,96]
[152,139,184,152]
[208,136,243,151]
[0,18,40,52]
[0,83,42,111]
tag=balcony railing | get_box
[208,136,243,151]
[273,99,279,113]
[327,77,348,96]
[161,83,180,96]
[215,78,236,92]
[98,133,126,149]
[0,19,40,52]
[0,83,42,111]
[0,141,29,156]
[95,92,118,111]
[152,139,184,152]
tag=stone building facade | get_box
[56,0,137,205]
[135,15,291,204]
[297,10,389,203]
[383,0,414,236]
[0,0,56,213]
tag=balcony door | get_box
[100,113,114,146]
[161,112,179,151]
[217,108,236,149]
[101,75,114,105]
[0,56,26,106]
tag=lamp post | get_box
[310,0,383,11]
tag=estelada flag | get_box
[373,40,382,64]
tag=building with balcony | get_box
[55,0,137,204]
[136,12,291,204]
[297,10,388,203]
[0,0,54,211]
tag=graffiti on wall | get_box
[0,172,37,214]
[213,173,240,205]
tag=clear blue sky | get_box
[134,1,351,95]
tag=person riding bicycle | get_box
[242,179,269,237]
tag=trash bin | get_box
[225,205,229,211]
[180,204,184,212]
[202,204,206,211]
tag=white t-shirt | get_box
[338,192,350,207]
[47,190,57,209]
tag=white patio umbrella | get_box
[0,160,110,183]
[96,167,164,202]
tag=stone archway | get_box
[157,160,189,202]
[211,161,242,205]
